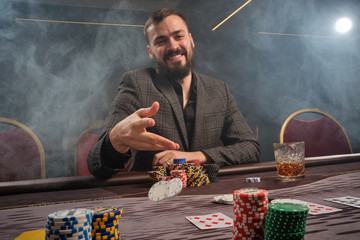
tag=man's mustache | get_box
[164,48,187,61]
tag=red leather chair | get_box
[280,109,353,157]
[75,125,102,176]
[0,118,45,181]
[75,125,132,176]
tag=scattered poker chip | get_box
[246,177,261,183]
[148,180,169,201]
[213,194,233,205]
[271,198,306,205]
[166,178,183,198]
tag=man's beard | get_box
[155,47,195,81]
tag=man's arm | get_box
[87,70,180,179]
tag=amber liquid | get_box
[277,162,305,178]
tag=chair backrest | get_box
[75,125,133,176]
[280,109,353,157]
[75,125,102,176]
[0,118,45,181]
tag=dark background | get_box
[1,0,359,178]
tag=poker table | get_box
[1,153,360,239]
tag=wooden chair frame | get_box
[279,108,353,153]
[0,117,46,179]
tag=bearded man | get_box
[87,8,260,179]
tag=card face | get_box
[185,213,233,230]
[303,201,343,215]
[324,196,360,209]
[271,198,343,215]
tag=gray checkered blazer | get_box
[88,68,260,178]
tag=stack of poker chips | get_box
[204,163,220,182]
[171,158,187,170]
[91,206,123,240]
[264,202,309,240]
[184,162,210,187]
[170,169,187,188]
[148,166,167,183]
[232,189,269,240]
[46,208,93,240]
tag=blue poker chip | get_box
[174,158,186,164]
[46,226,91,235]
[46,221,90,231]
[46,232,91,240]
[48,209,93,222]
[46,227,91,239]
[47,219,90,227]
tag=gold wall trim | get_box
[16,18,144,28]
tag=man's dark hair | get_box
[143,8,189,43]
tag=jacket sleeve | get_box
[87,71,140,179]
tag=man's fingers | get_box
[132,117,155,129]
[137,101,159,118]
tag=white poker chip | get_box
[148,180,169,201]
[48,209,93,222]
[271,198,306,205]
[213,194,234,205]
[166,178,183,198]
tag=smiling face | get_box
[146,14,195,80]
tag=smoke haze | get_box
[1,0,359,179]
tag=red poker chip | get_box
[233,204,268,211]
[186,159,201,166]
[233,212,267,220]
[233,206,268,214]
[233,225,263,234]
[233,189,268,199]
[234,197,268,203]
[233,195,268,202]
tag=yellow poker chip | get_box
[93,215,120,222]
[92,207,123,218]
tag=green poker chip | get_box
[265,202,309,237]
[268,202,309,215]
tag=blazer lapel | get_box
[153,73,189,149]
[191,72,206,151]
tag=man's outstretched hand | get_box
[109,101,180,153]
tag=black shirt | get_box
[170,75,197,147]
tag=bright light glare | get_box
[335,18,352,33]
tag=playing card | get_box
[324,196,360,209]
[185,212,233,230]
[271,198,342,215]
[303,201,343,215]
